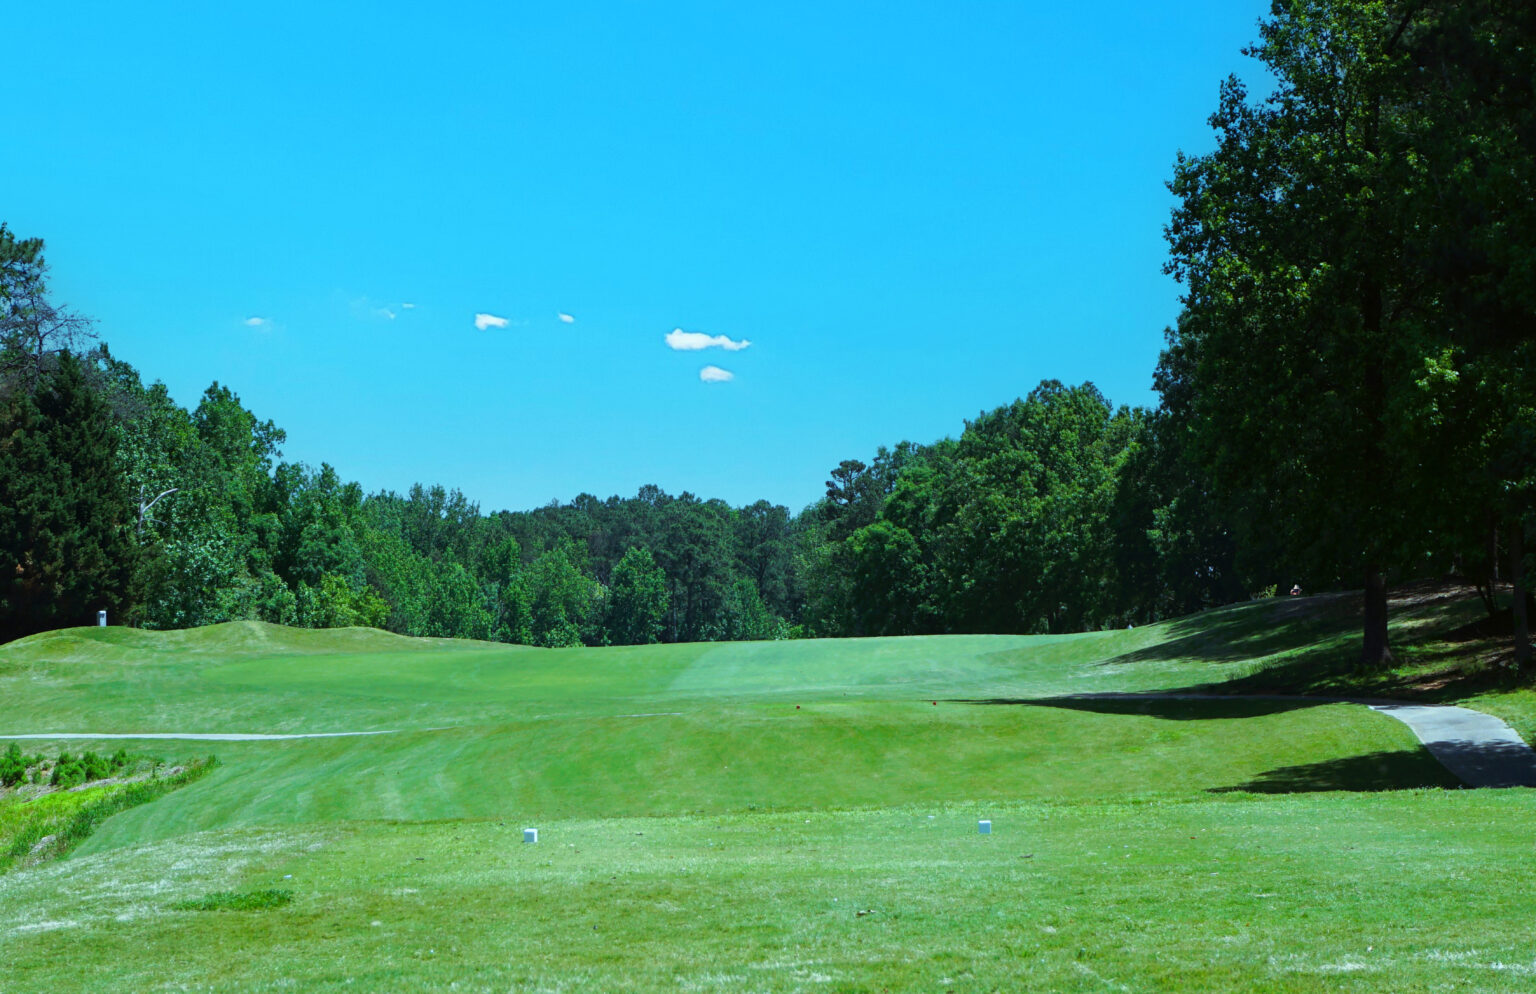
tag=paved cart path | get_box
[1012,692,1536,788]
[1362,701,1536,788]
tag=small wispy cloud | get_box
[666,328,751,352]
[244,317,269,328]
[401,302,416,310]
[475,313,510,330]
[699,365,734,383]
[345,295,404,322]
[557,312,575,324]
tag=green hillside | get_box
[0,592,1532,992]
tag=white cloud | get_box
[475,312,510,330]
[699,365,734,383]
[558,312,575,324]
[378,308,396,321]
[666,328,751,351]
[401,302,416,309]
[244,317,269,328]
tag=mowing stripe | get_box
[0,714,684,741]
[0,731,402,741]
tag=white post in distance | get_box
[97,610,107,627]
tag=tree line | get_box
[3,1,1532,672]
[0,239,1231,647]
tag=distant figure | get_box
[1290,584,1302,596]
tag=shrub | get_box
[81,751,112,781]
[50,753,86,789]
[0,743,25,787]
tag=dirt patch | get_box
[1387,579,1477,613]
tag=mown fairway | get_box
[1,597,1532,992]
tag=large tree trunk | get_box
[1490,516,1500,583]
[1484,514,1500,617]
[1361,567,1392,667]
[1357,251,1391,670]
[1513,521,1531,671]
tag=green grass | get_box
[1124,582,1536,743]
[171,887,293,911]
[0,589,1531,991]
[0,787,112,871]
[0,759,217,872]
[6,797,1535,992]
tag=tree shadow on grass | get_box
[1100,581,1508,701]
[1106,596,1362,667]
[1413,739,1536,789]
[952,695,1325,720]
[1156,637,1521,703]
[1211,750,1462,794]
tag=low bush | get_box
[42,748,132,790]
[50,752,85,789]
[0,744,25,788]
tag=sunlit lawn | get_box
[0,591,1532,991]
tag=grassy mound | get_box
[1,618,485,662]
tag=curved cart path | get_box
[1362,701,1536,788]
[1052,692,1536,788]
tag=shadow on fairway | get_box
[1409,739,1536,789]
[1210,750,1461,794]
[952,695,1325,720]
[1101,593,1360,668]
[1125,635,1521,703]
[1097,581,1504,702]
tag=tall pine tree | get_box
[0,352,138,641]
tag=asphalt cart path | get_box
[1033,692,1536,788]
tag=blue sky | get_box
[6,1,1271,513]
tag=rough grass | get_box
[0,788,109,871]
[5,796,1535,993]
[0,588,1531,991]
[0,759,217,872]
[171,887,293,912]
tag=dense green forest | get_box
[0,230,1248,648]
[2,0,1532,671]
